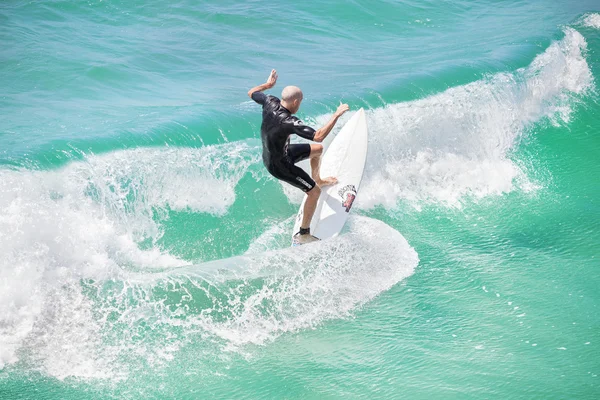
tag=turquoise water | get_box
[1,0,600,398]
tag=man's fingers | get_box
[269,70,278,84]
[337,103,349,114]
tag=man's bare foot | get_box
[316,176,338,187]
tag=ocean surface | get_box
[1,0,600,398]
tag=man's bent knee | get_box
[307,185,321,195]
[309,144,323,157]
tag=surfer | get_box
[248,69,349,244]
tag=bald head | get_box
[282,85,303,101]
[281,86,303,113]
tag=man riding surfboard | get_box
[248,69,349,244]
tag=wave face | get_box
[282,29,593,209]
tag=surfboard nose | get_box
[355,108,367,130]
[357,107,366,121]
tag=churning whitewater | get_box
[1,2,600,398]
[1,27,593,379]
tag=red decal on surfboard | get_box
[338,185,357,212]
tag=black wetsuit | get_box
[251,91,317,192]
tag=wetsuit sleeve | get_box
[251,91,267,105]
[286,116,316,141]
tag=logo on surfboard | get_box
[338,185,357,212]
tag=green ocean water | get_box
[1,0,600,398]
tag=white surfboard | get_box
[292,108,368,245]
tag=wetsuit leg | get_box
[268,161,316,193]
[286,144,312,163]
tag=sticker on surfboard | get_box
[338,184,357,212]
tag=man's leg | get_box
[276,145,337,240]
[300,185,321,230]
[309,144,337,187]
[270,159,320,237]
[298,144,337,232]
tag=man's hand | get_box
[313,102,351,142]
[335,102,350,118]
[266,69,278,89]
[248,69,278,99]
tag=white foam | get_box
[0,141,257,375]
[179,215,418,348]
[283,28,593,209]
[3,212,416,380]
[244,216,295,255]
[1,27,593,380]
[365,28,591,208]
[581,13,600,29]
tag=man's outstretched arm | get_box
[313,103,350,142]
[248,69,278,101]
